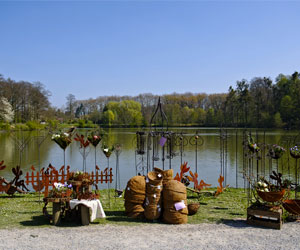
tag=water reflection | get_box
[0,128,299,190]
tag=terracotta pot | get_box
[283,199,300,215]
[257,189,285,202]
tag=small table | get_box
[69,199,106,225]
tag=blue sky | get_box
[1,1,300,107]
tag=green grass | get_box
[0,188,250,228]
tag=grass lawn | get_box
[0,188,250,229]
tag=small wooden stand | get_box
[247,205,282,230]
[43,197,71,226]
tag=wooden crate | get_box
[247,205,282,230]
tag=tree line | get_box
[1,71,300,128]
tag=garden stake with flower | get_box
[114,144,122,198]
[74,134,90,172]
[102,144,115,207]
[51,130,73,167]
[87,130,103,173]
[268,144,286,177]
[290,145,300,199]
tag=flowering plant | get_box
[268,144,286,159]
[68,171,93,185]
[247,135,260,152]
[51,132,72,150]
[48,182,73,198]
[102,144,115,158]
[87,131,103,147]
[255,172,291,193]
[290,145,300,159]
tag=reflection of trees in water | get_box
[1,128,300,187]
[0,131,51,179]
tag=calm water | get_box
[0,128,299,190]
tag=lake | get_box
[0,127,299,190]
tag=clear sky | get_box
[1,0,300,108]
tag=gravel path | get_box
[1,220,300,250]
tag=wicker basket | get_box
[188,203,200,216]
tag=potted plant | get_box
[48,182,73,198]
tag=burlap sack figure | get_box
[144,171,163,220]
[154,167,173,185]
[163,180,188,224]
[124,176,146,218]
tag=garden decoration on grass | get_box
[48,182,73,198]
[189,132,204,174]
[188,171,211,192]
[51,130,73,167]
[254,171,290,203]
[87,129,103,173]
[67,171,99,200]
[74,133,90,172]
[0,162,29,195]
[174,161,190,186]
[102,144,115,207]
[215,175,227,197]
[114,144,123,198]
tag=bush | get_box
[26,121,44,130]
[15,123,29,130]
[0,122,11,130]
[47,119,59,129]
[77,119,86,128]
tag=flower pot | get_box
[283,199,300,215]
[257,189,285,202]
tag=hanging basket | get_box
[257,189,285,203]
[290,151,300,159]
[283,199,300,215]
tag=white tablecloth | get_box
[69,199,106,222]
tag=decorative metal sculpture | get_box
[0,161,29,195]
[135,97,205,175]
[102,144,114,207]
[51,128,75,167]
[87,129,103,173]
[219,128,228,186]
[25,164,113,197]
[114,144,122,197]
[74,133,91,172]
